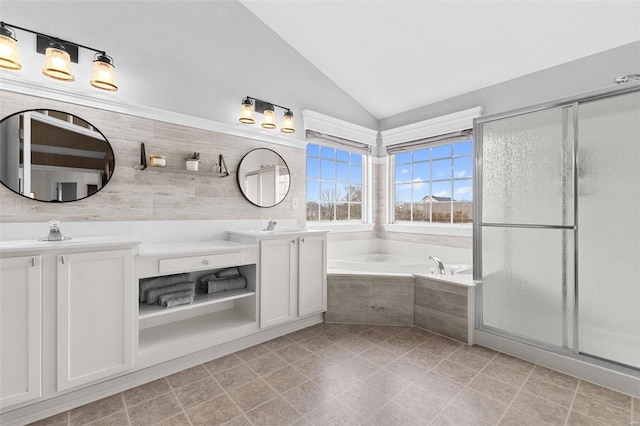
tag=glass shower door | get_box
[577,91,640,368]
[478,105,575,349]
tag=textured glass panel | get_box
[578,91,640,368]
[482,227,574,348]
[481,106,574,225]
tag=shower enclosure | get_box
[474,87,640,372]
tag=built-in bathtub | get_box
[326,250,475,343]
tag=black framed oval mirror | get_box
[0,109,115,202]
[237,148,290,207]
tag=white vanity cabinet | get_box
[0,256,42,409]
[56,249,134,391]
[229,230,327,329]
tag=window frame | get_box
[389,138,473,226]
[305,142,371,225]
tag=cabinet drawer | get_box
[158,252,243,274]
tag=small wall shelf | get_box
[135,143,229,177]
[138,288,255,319]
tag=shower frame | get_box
[473,84,640,378]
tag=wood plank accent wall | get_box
[0,91,306,224]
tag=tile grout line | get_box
[120,393,133,426]
[563,378,580,426]
[167,377,193,426]
[495,362,538,425]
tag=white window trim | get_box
[384,223,472,237]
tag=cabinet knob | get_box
[202,260,209,265]
[60,256,65,264]
[291,239,296,244]
[300,238,305,243]
[31,258,36,267]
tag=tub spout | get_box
[428,256,446,275]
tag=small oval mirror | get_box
[0,109,115,202]
[237,148,290,207]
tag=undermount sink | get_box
[245,228,307,234]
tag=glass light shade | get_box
[90,59,118,91]
[261,109,277,129]
[281,111,295,134]
[42,47,74,81]
[239,102,255,124]
[0,34,21,70]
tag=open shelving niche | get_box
[137,263,257,367]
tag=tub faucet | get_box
[429,256,446,275]
[264,218,277,231]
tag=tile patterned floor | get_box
[31,323,639,426]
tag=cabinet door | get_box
[260,238,296,328]
[298,235,327,317]
[57,249,134,391]
[0,256,41,408]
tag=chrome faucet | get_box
[264,218,277,231]
[429,256,446,275]
[39,220,70,241]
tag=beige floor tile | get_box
[227,378,278,412]
[186,394,242,426]
[420,335,463,357]
[336,356,380,381]
[456,344,498,360]
[235,343,271,362]
[276,343,314,363]
[447,348,492,371]
[30,411,69,426]
[468,373,519,405]
[297,335,333,352]
[452,388,509,424]
[368,325,405,338]
[85,410,129,426]
[223,415,252,426]
[282,381,334,415]
[396,328,435,344]
[203,353,243,375]
[306,323,335,334]
[313,366,361,396]
[565,411,606,426]
[292,354,336,379]
[305,398,364,426]
[402,347,443,369]
[362,402,425,426]
[339,382,388,417]
[430,405,491,426]
[155,413,191,426]
[358,329,393,344]
[577,380,632,410]
[335,336,375,354]
[492,353,535,373]
[359,346,397,366]
[262,335,295,352]
[482,361,529,388]
[127,393,182,426]
[213,364,260,391]
[510,390,569,425]
[245,396,301,425]
[376,336,422,356]
[433,359,478,385]
[319,326,354,342]
[166,365,210,389]
[523,373,575,407]
[363,369,411,399]
[286,327,319,342]
[245,352,287,376]
[70,394,125,426]
[499,408,549,426]
[406,326,437,340]
[384,357,430,382]
[329,323,371,334]
[392,383,447,421]
[122,378,171,408]
[263,365,307,393]
[173,376,224,409]
[415,371,464,401]
[571,393,632,425]
[316,344,355,364]
[530,365,579,390]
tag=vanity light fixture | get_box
[0,21,119,92]
[238,96,295,134]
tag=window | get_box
[393,139,473,224]
[306,143,364,222]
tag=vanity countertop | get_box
[137,240,257,257]
[0,236,142,254]
[228,229,328,240]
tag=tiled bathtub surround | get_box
[30,323,639,426]
[327,274,473,343]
